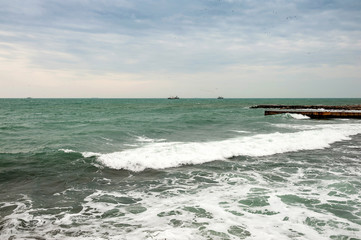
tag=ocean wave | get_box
[59,149,76,153]
[230,130,252,133]
[85,124,361,172]
[135,135,167,143]
[286,113,310,120]
[59,149,101,158]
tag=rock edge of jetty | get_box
[251,104,361,110]
[251,104,361,119]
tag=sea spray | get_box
[91,123,361,171]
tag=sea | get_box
[1,98,361,240]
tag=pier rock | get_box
[265,110,361,119]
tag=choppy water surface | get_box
[1,98,361,239]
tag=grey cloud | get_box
[0,0,360,74]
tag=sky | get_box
[0,0,360,98]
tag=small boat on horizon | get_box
[168,96,180,99]
[217,96,224,99]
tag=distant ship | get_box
[217,96,224,99]
[168,96,180,99]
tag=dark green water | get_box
[1,98,361,239]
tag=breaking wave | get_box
[83,124,361,172]
[287,113,311,120]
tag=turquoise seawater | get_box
[1,98,361,239]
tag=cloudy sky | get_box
[0,0,360,98]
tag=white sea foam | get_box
[287,113,310,120]
[6,174,357,240]
[59,149,76,153]
[100,137,113,141]
[87,123,361,172]
[82,152,102,158]
[59,149,99,157]
[135,135,166,143]
[230,130,251,133]
[123,144,139,147]
[2,153,361,240]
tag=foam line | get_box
[86,124,361,172]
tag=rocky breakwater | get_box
[251,104,361,110]
[251,104,361,119]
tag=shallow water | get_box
[1,98,361,239]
